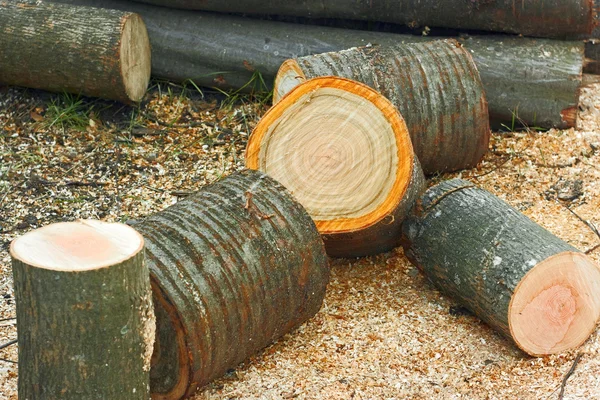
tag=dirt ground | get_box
[1,82,599,399]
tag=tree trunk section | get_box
[50,0,585,129]
[0,1,151,103]
[400,179,600,356]
[247,77,426,258]
[131,0,597,39]
[11,220,154,399]
[275,40,490,175]
[133,170,329,400]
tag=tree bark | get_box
[247,77,426,258]
[275,40,490,175]
[50,0,585,129]
[133,170,329,400]
[400,179,600,356]
[11,220,154,399]
[0,1,151,103]
[131,0,597,39]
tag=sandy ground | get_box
[1,83,600,399]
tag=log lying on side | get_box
[0,1,151,103]
[275,40,490,174]
[131,0,597,39]
[134,170,329,400]
[401,179,600,356]
[247,77,426,258]
[51,0,586,129]
[11,220,154,399]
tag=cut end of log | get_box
[247,76,414,235]
[120,13,152,102]
[273,59,306,104]
[10,220,144,271]
[509,252,600,356]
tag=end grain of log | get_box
[134,170,329,400]
[247,77,425,257]
[0,1,151,103]
[11,220,154,399]
[274,40,490,175]
[401,179,600,356]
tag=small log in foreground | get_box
[401,179,600,356]
[52,0,585,129]
[131,0,597,39]
[11,220,154,399]
[247,77,426,258]
[0,1,151,103]
[275,40,490,174]
[134,170,329,399]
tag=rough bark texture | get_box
[134,170,329,400]
[12,232,153,399]
[0,1,151,103]
[323,157,426,257]
[277,40,490,174]
[400,179,600,354]
[131,0,597,39]
[51,0,584,129]
[585,40,600,74]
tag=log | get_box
[11,220,154,399]
[131,0,597,39]
[49,0,585,128]
[246,77,425,258]
[275,40,490,175]
[133,170,329,399]
[400,179,600,356]
[0,1,151,103]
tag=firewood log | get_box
[0,1,151,103]
[11,221,154,399]
[401,179,600,356]
[247,77,426,258]
[274,40,490,174]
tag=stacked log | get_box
[50,0,588,129]
[246,77,426,258]
[0,1,151,103]
[11,221,154,399]
[401,179,600,356]
[134,170,329,399]
[131,0,598,39]
[274,39,490,174]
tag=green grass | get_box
[44,92,97,131]
[214,70,273,110]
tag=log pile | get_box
[6,0,600,399]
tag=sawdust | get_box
[1,82,600,399]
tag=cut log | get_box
[11,220,154,399]
[133,170,329,399]
[51,0,584,129]
[131,0,597,39]
[246,77,425,258]
[400,179,600,356]
[275,40,490,175]
[0,1,151,103]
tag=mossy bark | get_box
[12,251,154,400]
[0,1,150,103]
[134,170,329,400]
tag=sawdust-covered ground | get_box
[1,83,599,399]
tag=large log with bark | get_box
[50,0,586,128]
[131,0,598,39]
[133,170,329,399]
[246,77,425,258]
[400,179,600,356]
[0,1,151,103]
[275,40,490,174]
[11,220,155,399]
